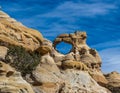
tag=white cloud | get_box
[37,1,117,18]
[91,39,120,73]
[91,39,120,49]
[92,40,120,73]
[100,47,120,73]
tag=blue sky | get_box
[0,0,120,73]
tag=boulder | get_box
[0,61,34,93]
[0,46,8,60]
[36,45,51,55]
[61,60,88,71]
[60,70,111,93]
[106,71,120,87]
[104,71,120,93]
[32,54,63,93]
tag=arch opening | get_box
[55,42,73,54]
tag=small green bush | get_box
[5,45,41,76]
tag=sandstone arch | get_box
[53,31,87,54]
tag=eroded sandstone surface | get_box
[53,31,108,85]
[0,61,34,93]
[104,71,120,93]
[0,10,43,51]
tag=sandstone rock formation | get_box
[53,31,101,70]
[0,46,8,61]
[0,10,119,93]
[31,54,111,93]
[0,10,43,51]
[104,71,120,93]
[53,31,108,85]
[36,45,51,55]
[60,70,110,93]
[32,54,62,93]
[61,60,89,71]
[105,71,120,87]
[0,61,34,93]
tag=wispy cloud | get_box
[39,1,116,18]
[100,47,120,73]
[91,40,120,73]
[32,1,118,41]
[91,39,120,50]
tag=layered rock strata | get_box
[0,10,43,51]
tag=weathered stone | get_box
[42,39,53,47]
[91,71,108,85]
[0,61,14,76]
[55,38,62,42]
[53,31,107,86]
[64,52,75,61]
[62,38,72,44]
[0,10,43,51]
[60,70,111,93]
[0,46,8,60]
[32,54,63,93]
[104,71,120,93]
[105,71,120,87]
[36,45,51,55]
[32,54,61,83]
[0,61,34,93]
[58,34,69,38]
[0,11,10,18]
[61,60,89,71]
[53,31,87,48]
[32,55,111,93]
[51,49,65,63]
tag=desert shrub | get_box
[5,45,41,76]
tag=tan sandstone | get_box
[0,10,43,51]
[0,61,34,93]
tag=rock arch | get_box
[53,31,87,54]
